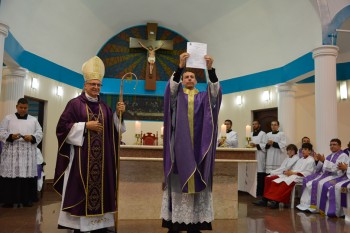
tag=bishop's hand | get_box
[86,120,103,133]
[116,102,125,115]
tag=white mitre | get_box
[82,56,105,82]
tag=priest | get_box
[296,138,348,214]
[161,52,222,233]
[53,56,126,233]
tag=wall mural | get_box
[100,94,164,121]
[98,24,207,120]
[97,24,206,82]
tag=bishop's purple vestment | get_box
[54,93,119,217]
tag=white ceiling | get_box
[0,0,349,81]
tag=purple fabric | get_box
[310,172,331,207]
[307,150,344,207]
[298,148,303,158]
[341,180,350,207]
[37,164,43,178]
[319,175,348,217]
[302,172,321,191]
[344,148,350,156]
[163,82,222,193]
[53,93,118,216]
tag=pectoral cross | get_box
[130,23,173,90]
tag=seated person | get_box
[253,144,300,206]
[296,138,348,213]
[326,160,350,218]
[298,137,310,158]
[263,143,315,208]
[336,161,350,220]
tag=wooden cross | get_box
[130,23,173,90]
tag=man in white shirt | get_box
[217,119,238,148]
[265,120,287,174]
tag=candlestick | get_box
[245,124,251,138]
[221,124,226,137]
[246,136,252,148]
[220,136,227,147]
[135,133,141,145]
[135,121,141,134]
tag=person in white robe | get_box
[263,143,315,208]
[265,120,287,174]
[0,98,43,207]
[298,137,311,158]
[321,158,350,218]
[217,119,238,148]
[296,138,348,214]
[336,161,350,221]
[253,144,299,206]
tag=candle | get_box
[161,126,164,136]
[245,124,251,138]
[221,124,226,137]
[135,121,141,134]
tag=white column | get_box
[277,83,296,144]
[0,67,27,120]
[313,45,339,154]
[0,22,10,95]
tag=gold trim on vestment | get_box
[341,187,348,193]
[78,147,86,191]
[183,88,197,193]
[69,209,116,218]
[62,198,85,211]
[53,129,74,196]
[100,107,105,215]
[85,104,105,215]
[182,87,200,193]
[182,85,217,193]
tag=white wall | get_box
[218,86,277,147]
[23,72,82,181]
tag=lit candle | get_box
[135,121,141,134]
[221,124,226,137]
[245,124,251,138]
[161,126,164,136]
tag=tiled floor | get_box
[0,190,349,233]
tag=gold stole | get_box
[183,87,199,193]
[85,104,105,214]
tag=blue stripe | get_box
[220,52,314,94]
[101,78,207,96]
[4,32,25,63]
[324,5,350,44]
[4,32,350,96]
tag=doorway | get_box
[25,96,45,150]
[252,107,278,133]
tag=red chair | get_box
[142,132,158,145]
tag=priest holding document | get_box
[161,47,222,233]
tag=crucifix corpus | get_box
[130,23,173,90]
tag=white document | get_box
[186,42,207,69]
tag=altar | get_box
[118,145,256,220]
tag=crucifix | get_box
[130,23,173,90]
